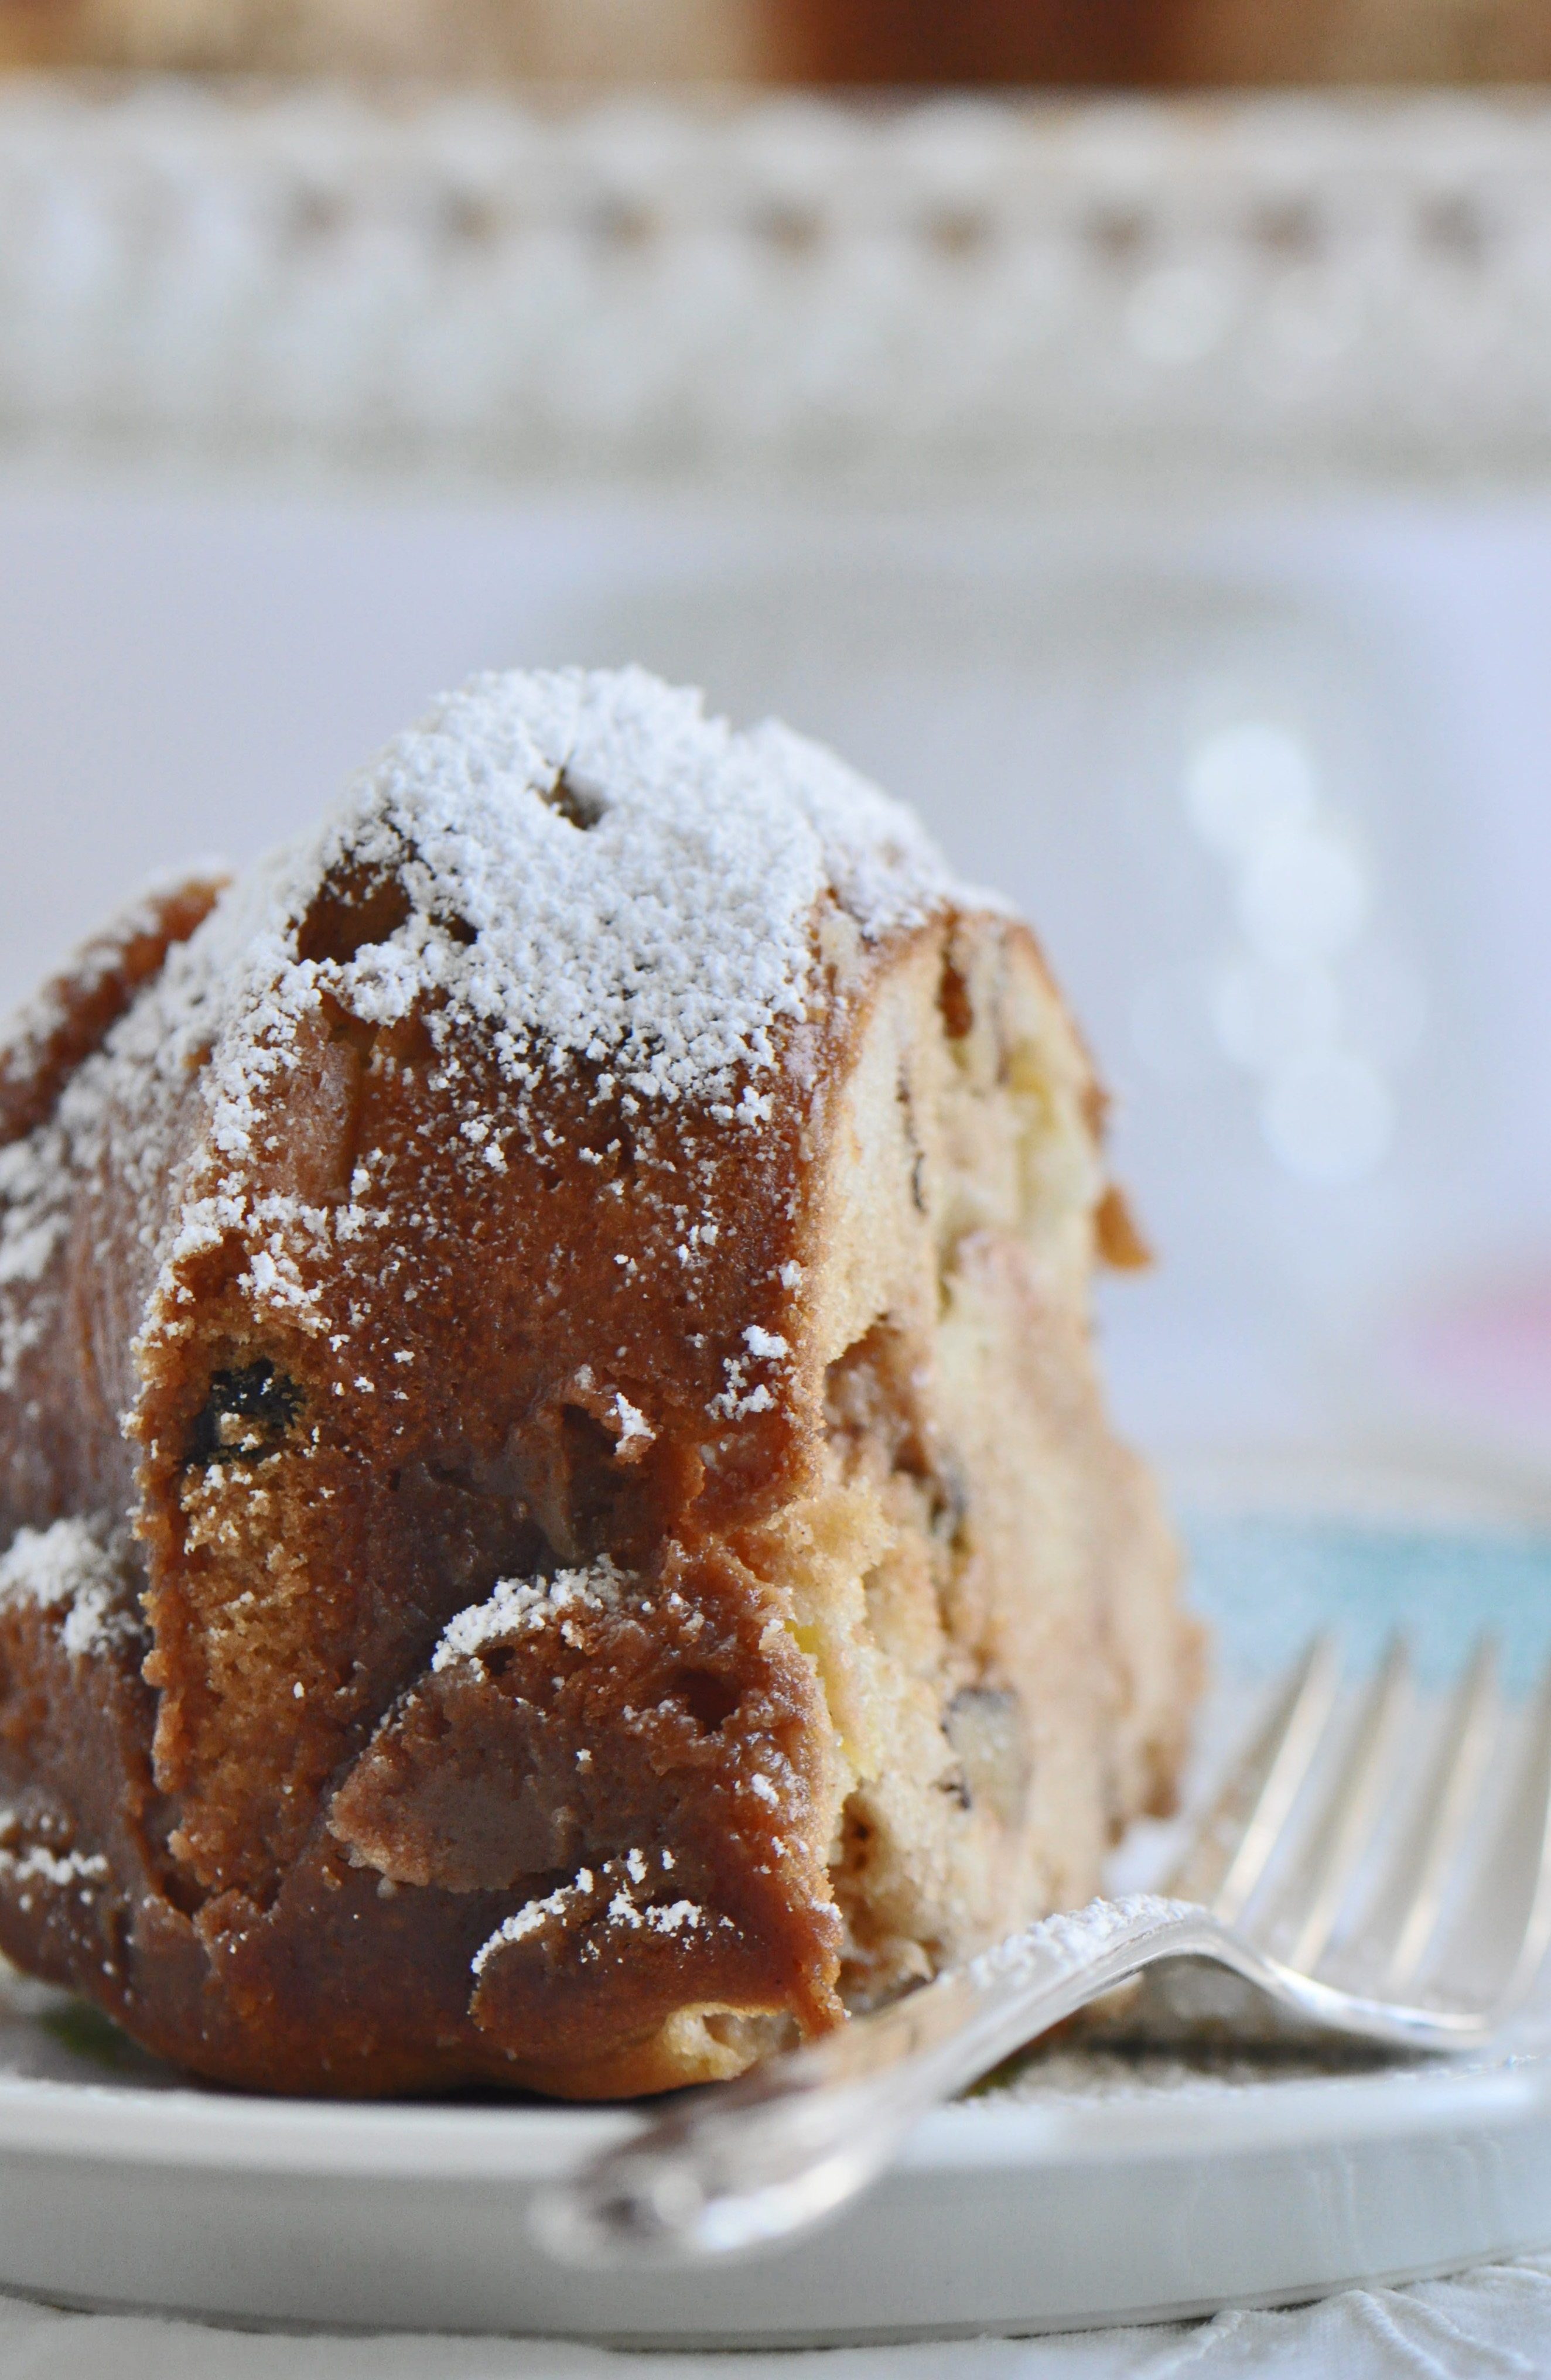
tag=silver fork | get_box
[537,1633,1551,2267]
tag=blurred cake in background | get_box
[1165,0,1551,82]
[2,0,1548,81]
[0,0,784,79]
[792,0,1551,84]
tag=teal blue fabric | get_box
[1185,1512,1551,1692]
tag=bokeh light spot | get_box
[1238,821,1369,964]
[1260,1049,1393,1185]
[1183,720,1317,861]
[1211,956,1340,1075]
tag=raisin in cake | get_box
[0,667,1200,2098]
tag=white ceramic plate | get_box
[2,1979,1551,2341]
[2,1499,1550,2341]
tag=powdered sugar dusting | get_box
[472,1870,597,1973]
[0,1832,109,1890]
[0,878,203,1113]
[431,1557,626,1671]
[189,666,954,1161]
[969,1895,1199,1992]
[471,1844,729,1979]
[612,1393,652,1451]
[0,1516,139,1659]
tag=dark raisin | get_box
[669,1668,742,1734]
[187,1361,303,1469]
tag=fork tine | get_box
[1265,1633,1413,1977]
[1364,1635,1501,1993]
[1499,1651,1551,2012]
[1432,1645,1551,2015]
[1165,1633,1340,1922]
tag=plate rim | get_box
[0,2037,1545,2179]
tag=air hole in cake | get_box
[186,1360,303,1469]
[296,866,412,966]
[700,2010,797,2060]
[551,1403,668,1560]
[322,998,378,1061]
[824,1322,932,1484]
[669,1667,742,1734]
[928,1465,968,1549]
[541,771,605,832]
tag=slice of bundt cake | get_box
[0,667,1199,2097]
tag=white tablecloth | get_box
[4,2260,1551,2380]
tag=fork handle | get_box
[538,1893,1224,2266]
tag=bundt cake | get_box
[0,666,1200,2098]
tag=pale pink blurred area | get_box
[1388,1274,1551,1451]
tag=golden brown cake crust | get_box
[0,669,1198,2097]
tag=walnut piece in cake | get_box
[0,667,1200,2097]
